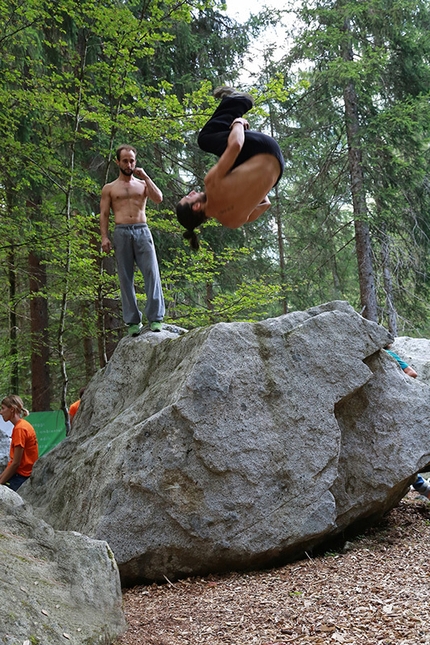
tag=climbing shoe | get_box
[149,321,163,332]
[127,323,143,337]
[213,86,254,105]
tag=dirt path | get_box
[116,492,430,645]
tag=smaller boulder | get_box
[0,485,126,645]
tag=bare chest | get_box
[112,184,146,203]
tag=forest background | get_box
[1,0,430,415]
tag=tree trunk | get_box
[97,126,123,366]
[97,254,122,367]
[329,251,342,300]
[8,248,19,393]
[380,223,398,336]
[29,250,51,410]
[79,302,96,382]
[267,101,288,314]
[206,282,214,321]
[342,20,378,322]
[352,218,378,321]
[274,184,288,314]
[5,187,19,392]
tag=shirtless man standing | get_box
[100,145,165,336]
[176,87,285,250]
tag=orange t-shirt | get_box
[8,418,39,477]
[69,399,80,421]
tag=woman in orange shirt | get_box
[0,395,38,491]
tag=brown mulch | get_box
[116,491,430,645]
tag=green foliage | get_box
[0,0,264,405]
[1,0,430,407]
[266,0,430,329]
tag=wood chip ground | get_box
[116,491,430,645]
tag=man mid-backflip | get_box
[176,86,285,250]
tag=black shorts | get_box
[197,95,285,186]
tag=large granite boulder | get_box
[0,486,126,644]
[21,302,430,585]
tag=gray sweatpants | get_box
[113,223,165,326]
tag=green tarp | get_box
[27,410,66,457]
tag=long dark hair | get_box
[176,202,208,251]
